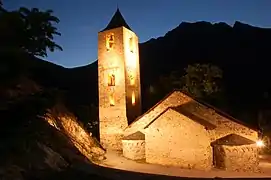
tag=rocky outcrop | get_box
[0,96,105,180]
[43,104,105,162]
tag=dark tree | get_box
[181,63,223,99]
[0,7,62,57]
[157,63,223,99]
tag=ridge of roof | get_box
[144,107,172,129]
[182,90,259,132]
[172,106,217,130]
[144,106,217,130]
[126,89,178,129]
[212,133,256,146]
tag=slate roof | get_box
[101,8,132,32]
[126,90,259,133]
[143,106,216,130]
[123,131,145,140]
[172,106,217,130]
[212,134,255,146]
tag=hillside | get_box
[139,21,271,101]
[0,82,107,179]
[0,53,106,179]
[9,20,271,129]
[72,21,271,126]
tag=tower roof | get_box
[102,8,132,32]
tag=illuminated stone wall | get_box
[122,131,145,160]
[123,29,142,122]
[145,109,213,170]
[123,90,259,171]
[124,91,191,136]
[213,144,259,172]
[125,91,258,142]
[98,27,141,150]
[122,140,145,160]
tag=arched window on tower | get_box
[131,91,135,106]
[129,37,135,53]
[109,93,115,106]
[106,33,114,51]
[108,73,115,86]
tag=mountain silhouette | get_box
[19,20,271,126]
[141,21,271,111]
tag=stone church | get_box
[98,9,260,171]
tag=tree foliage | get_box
[181,63,223,98]
[157,63,223,99]
[0,6,62,57]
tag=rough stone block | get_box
[122,140,145,160]
[122,131,145,160]
[213,144,259,172]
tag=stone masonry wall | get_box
[125,90,258,142]
[213,144,259,172]
[123,29,142,122]
[145,109,213,170]
[98,27,142,150]
[98,27,128,150]
[122,140,145,160]
[99,108,128,150]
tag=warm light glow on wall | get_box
[125,35,137,69]
[126,58,136,69]
[130,77,135,85]
[132,91,135,105]
[109,94,115,106]
[256,140,265,147]
[128,72,135,85]
[129,37,135,53]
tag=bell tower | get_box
[98,8,141,150]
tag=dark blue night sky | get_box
[4,0,271,67]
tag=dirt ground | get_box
[93,151,271,179]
